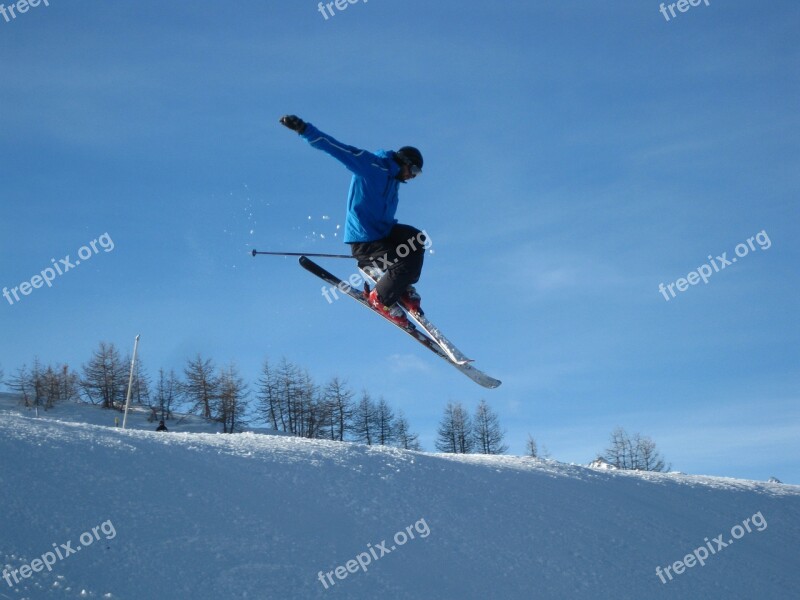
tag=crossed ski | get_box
[299,256,501,389]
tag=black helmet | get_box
[396,146,423,174]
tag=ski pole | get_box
[251,249,352,259]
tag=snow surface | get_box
[1,395,798,599]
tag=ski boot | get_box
[367,288,409,327]
[399,286,423,315]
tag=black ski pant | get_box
[349,224,426,307]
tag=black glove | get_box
[280,115,306,134]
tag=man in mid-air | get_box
[280,115,426,327]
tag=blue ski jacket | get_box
[300,123,401,243]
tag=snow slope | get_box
[1,397,798,600]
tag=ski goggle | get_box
[399,157,421,176]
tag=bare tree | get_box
[435,402,458,453]
[41,365,60,409]
[637,435,668,472]
[58,364,79,404]
[154,368,181,422]
[276,358,304,434]
[256,358,326,438]
[216,364,249,433]
[183,355,218,420]
[435,402,473,453]
[321,377,354,441]
[292,369,321,439]
[81,343,128,409]
[13,359,46,409]
[394,409,422,451]
[374,397,396,446]
[604,427,633,469]
[38,363,79,409]
[256,359,282,430]
[31,358,46,409]
[131,359,151,408]
[8,361,75,409]
[352,391,378,445]
[525,434,538,458]
[473,399,508,454]
[603,427,669,472]
[8,365,33,406]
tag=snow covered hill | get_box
[1,397,798,600]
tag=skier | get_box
[280,115,426,327]
[156,420,168,432]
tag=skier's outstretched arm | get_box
[279,115,377,175]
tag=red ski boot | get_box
[367,289,409,327]
[399,286,423,315]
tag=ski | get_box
[358,269,473,365]
[299,256,501,389]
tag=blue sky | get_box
[1,1,798,482]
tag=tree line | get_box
[2,343,421,447]
[1,352,671,470]
[598,427,670,472]
[435,400,509,454]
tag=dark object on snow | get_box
[156,420,168,432]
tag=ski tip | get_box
[480,377,502,389]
